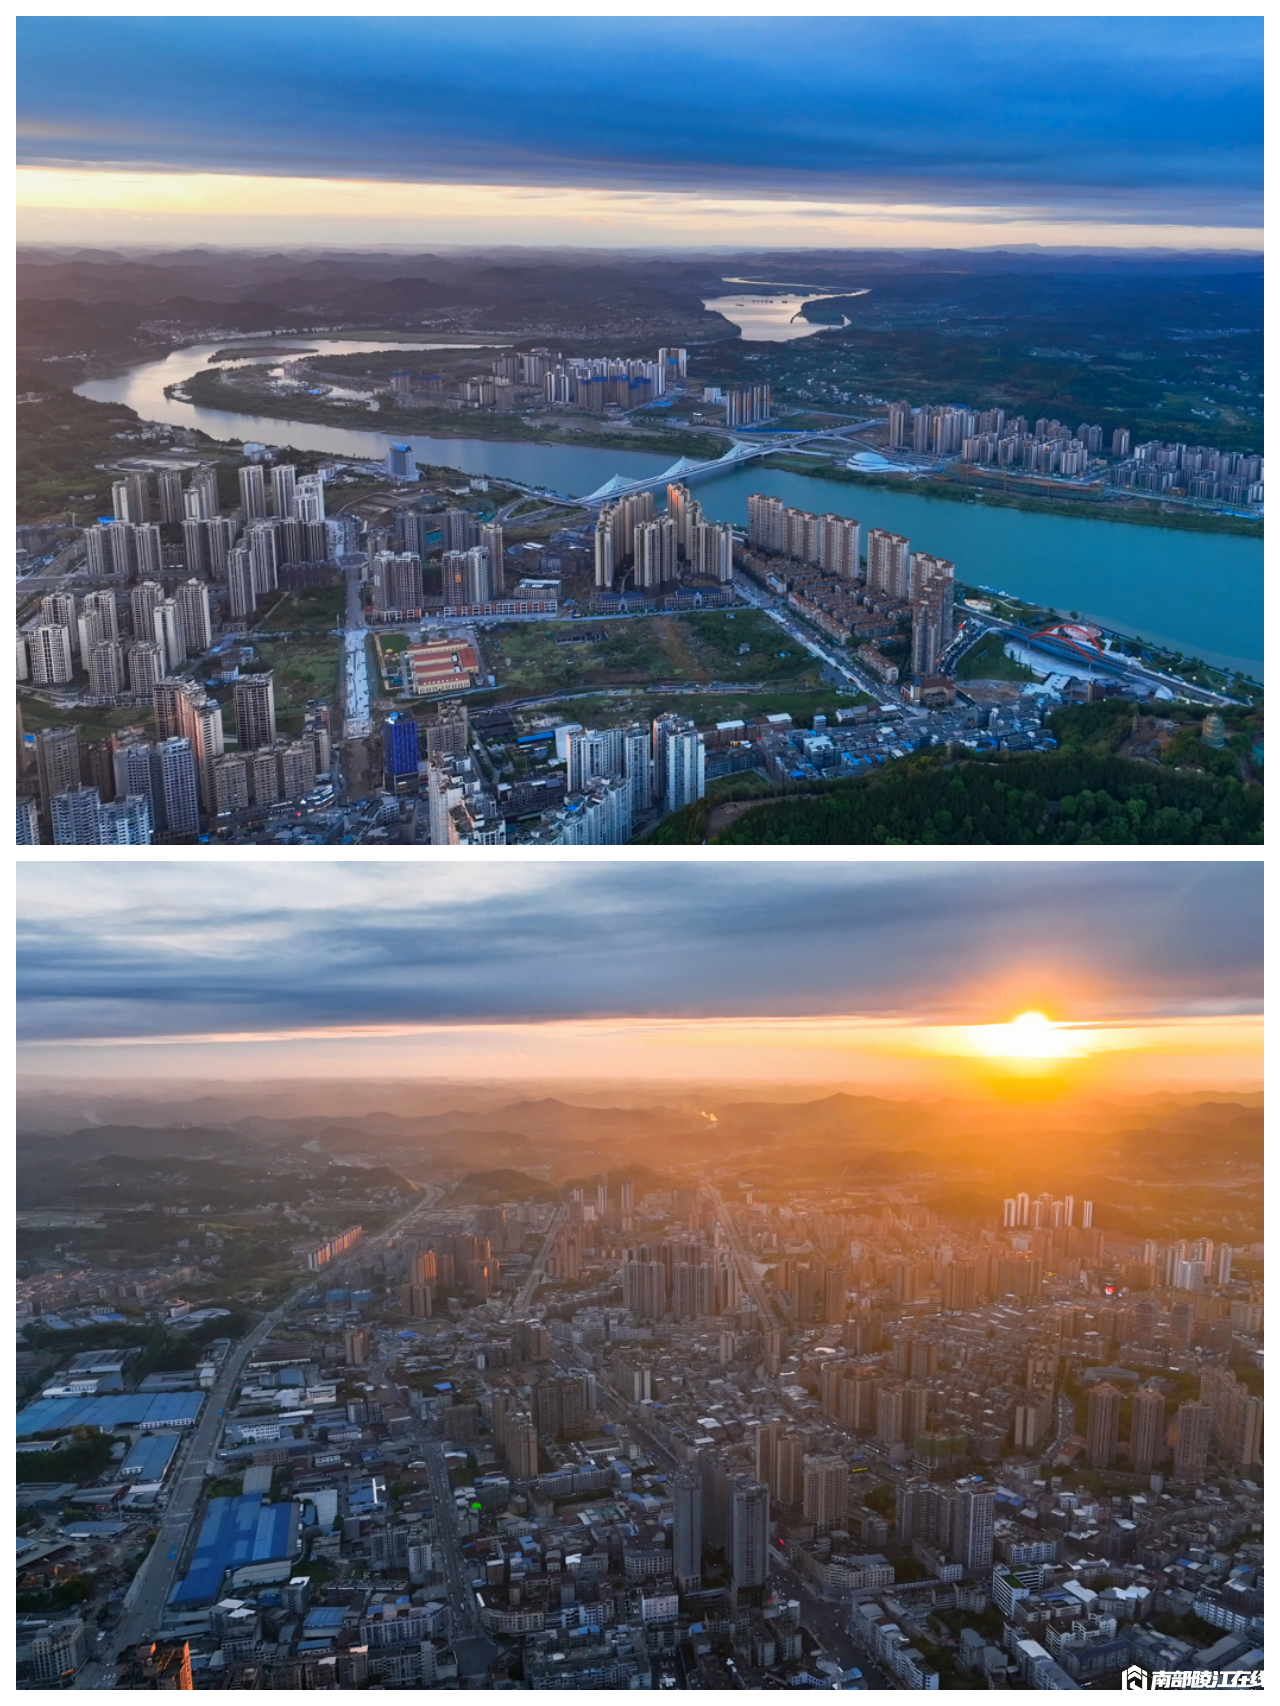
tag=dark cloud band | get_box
[16,863,1262,1045]
[16,18,1262,227]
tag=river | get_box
[78,340,1263,679]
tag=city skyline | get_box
[17,862,1261,1088]
[17,16,1262,249]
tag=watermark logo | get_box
[1122,1667,1262,1691]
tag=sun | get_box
[975,1010,1074,1060]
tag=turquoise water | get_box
[79,342,1263,678]
[691,468,1262,680]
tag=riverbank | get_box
[181,367,725,463]
[71,339,1265,678]
[758,454,1264,539]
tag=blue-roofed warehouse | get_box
[120,1432,182,1483]
[16,1390,204,1439]
[169,1496,302,1606]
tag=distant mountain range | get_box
[17,1084,1260,1217]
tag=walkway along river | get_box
[79,340,1263,679]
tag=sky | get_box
[16,861,1262,1094]
[16,16,1262,251]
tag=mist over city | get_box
[15,860,1263,1687]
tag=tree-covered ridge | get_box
[713,753,1261,844]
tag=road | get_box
[963,612,1239,707]
[731,574,896,703]
[420,1431,481,1640]
[340,558,372,738]
[505,1204,568,1320]
[1046,1393,1076,1460]
[769,1554,895,1689]
[705,1186,784,1333]
[360,1332,495,1667]
[77,1189,439,1688]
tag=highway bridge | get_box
[576,418,882,508]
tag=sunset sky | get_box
[17,862,1262,1094]
[16,16,1261,251]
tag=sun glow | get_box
[972,1011,1078,1060]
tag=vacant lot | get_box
[252,584,346,635]
[490,609,825,699]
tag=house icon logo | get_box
[1121,1666,1149,1691]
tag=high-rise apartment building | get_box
[1173,1400,1212,1479]
[152,599,187,674]
[35,725,81,822]
[802,1456,847,1533]
[271,463,297,518]
[177,579,212,654]
[157,468,185,524]
[51,784,105,845]
[157,738,200,839]
[866,529,912,600]
[728,1475,770,1594]
[238,463,267,521]
[1130,1385,1167,1474]
[234,674,277,751]
[944,1485,995,1572]
[88,640,123,697]
[29,624,74,686]
[127,641,166,696]
[1086,1383,1122,1469]
[293,474,326,525]
[662,721,705,815]
[212,754,250,816]
[672,1472,702,1591]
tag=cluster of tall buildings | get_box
[1085,1369,1260,1479]
[38,461,337,689]
[18,580,212,696]
[378,703,508,844]
[745,495,861,578]
[1003,1191,1092,1231]
[23,673,332,844]
[83,465,335,631]
[593,484,733,590]
[889,401,1114,474]
[439,347,687,413]
[886,400,1264,504]
[549,714,705,841]
[368,519,507,616]
[895,1479,996,1572]
[305,1225,362,1272]
[746,495,956,677]
[543,353,676,410]
[621,1239,739,1321]
[720,384,772,428]
[1112,441,1264,504]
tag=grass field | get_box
[19,690,153,745]
[231,634,341,738]
[955,633,1036,682]
[248,584,346,635]
[489,609,825,699]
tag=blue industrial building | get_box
[17,1390,204,1438]
[121,1432,182,1482]
[169,1495,302,1606]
